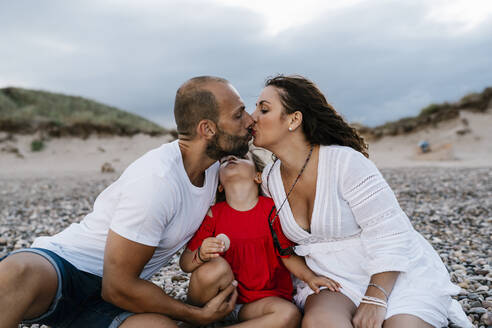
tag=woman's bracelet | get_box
[360,299,388,309]
[362,295,386,304]
[197,246,209,263]
[368,283,389,300]
[360,295,387,309]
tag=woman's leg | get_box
[302,290,356,328]
[186,256,234,306]
[228,296,300,328]
[383,314,434,328]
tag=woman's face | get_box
[251,86,289,149]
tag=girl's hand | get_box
[199,237,226,261]
[352,302,386,328]
[307,275,341,293]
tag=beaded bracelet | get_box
[368,283,389,300]
[197,246,209,262]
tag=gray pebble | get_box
[476,285,489,292]
[481,311,492,326]
[469,307,487,314]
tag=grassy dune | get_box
[354,87,492,140]
[0,87,168,137]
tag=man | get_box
[0,76,254,327]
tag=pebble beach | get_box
[1,167,491,328]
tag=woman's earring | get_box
[288,126,293,131]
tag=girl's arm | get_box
[179,248,202,273]
[180,208,223,273]
[180,237,225,273]
[281,255,340,293]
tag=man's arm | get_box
[101,229,237,325]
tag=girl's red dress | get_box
[187,196,294,304]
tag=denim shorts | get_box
[0,248,134,327]
[222,303,243,323]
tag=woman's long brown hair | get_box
[266,75,368,158]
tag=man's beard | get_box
[205,129,250,160]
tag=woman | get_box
[250,75,471,328]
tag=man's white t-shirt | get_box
[32,140,219,279]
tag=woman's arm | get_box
[365,271,398,301]
[281,255,340,293]
[352,271,399,328]
[341,150,415,327]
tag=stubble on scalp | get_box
[174,76,228,139]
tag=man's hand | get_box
[194,282,238,325]
[103,229,227,323]
[352,302,386,328]
[307,275,341,293]
[199,237,225,261]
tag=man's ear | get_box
[196,119,216,139]
[218,184,224,192]
[254,172,262,184]
[288,111,303,131]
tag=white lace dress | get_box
[262,145,471,328]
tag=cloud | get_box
[0,0,491,127]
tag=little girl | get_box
[180,151,339,327]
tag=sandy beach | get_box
[1,110,491,179]
[368,111,492,169]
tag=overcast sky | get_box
[1,0,491,128]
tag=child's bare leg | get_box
[231,296,301,328]
[187,256,234,306]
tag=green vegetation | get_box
[0,87,168,136]
[354,87,492,139]
[31,139,44,152]
[419,103,441,117]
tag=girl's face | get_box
[218,153,258,186]
[251,86,289,150]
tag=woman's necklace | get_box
[267,144,314,224]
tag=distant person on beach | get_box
[250,75,472,328]
[180,151,340,327]
[419,140,431,153]
[0,76,254,327]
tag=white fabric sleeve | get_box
[110,175,176,247]
[261,163,273,198]
[341,150,417,276]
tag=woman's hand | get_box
[199,237,225,261]
[352,302,386,328]
[307,275,341,293]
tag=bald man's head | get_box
[174,76,229,138]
